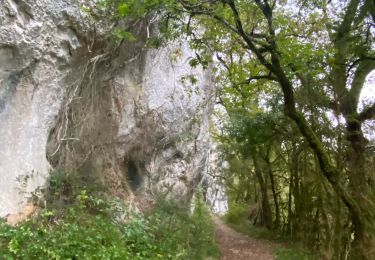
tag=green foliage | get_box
[276,248,317,260]
[43,169,105,212]
[0,171,218,260]
[0,211,132,259]
[226,216,281,242]
[147,191,219,260]
[112,28,137,42]
[82,0,183,44]
[224,200,276,241]
[190,190,219,259]
[224,202,248,226]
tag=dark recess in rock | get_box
[127,160,142,191]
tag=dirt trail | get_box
[213,216,276,260]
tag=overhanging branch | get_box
[358,103,375,122]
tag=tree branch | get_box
[242,73,277,84]
[349,59,375,110]
[358,103,375,122]
[227,0,274,71]
[336,0,360,39]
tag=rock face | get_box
[0,0,90,217]
[204,144,228,214]
[0,0,219,217]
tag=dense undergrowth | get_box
[0,170,219,259]
[224,202,317,260]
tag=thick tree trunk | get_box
[251,150,273,229]
[346,120,375,259]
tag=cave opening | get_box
[127,160,142,191]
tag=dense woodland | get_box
[85,0,375,259]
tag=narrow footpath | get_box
[213,216,276,260]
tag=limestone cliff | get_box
[0,0,218,217]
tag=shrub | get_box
[0,210,132,259]
[225,202,248,225]
[190,190,219,259]
[0,171,219,259]
[146,191,219,260]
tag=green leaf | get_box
[113,29,137,42]
[117,3,130,17]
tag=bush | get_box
[146,191,219,260]
[0,211,131,259]
[224,202,248,225]
[0,171,219,259]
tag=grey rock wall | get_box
[0,0,91,217]
[203,143,228,214]
[0,0,219,217]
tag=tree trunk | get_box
[287,167,293,236]
[251,148,273,229]
[346,120,375,259]
[266,157,280,228]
